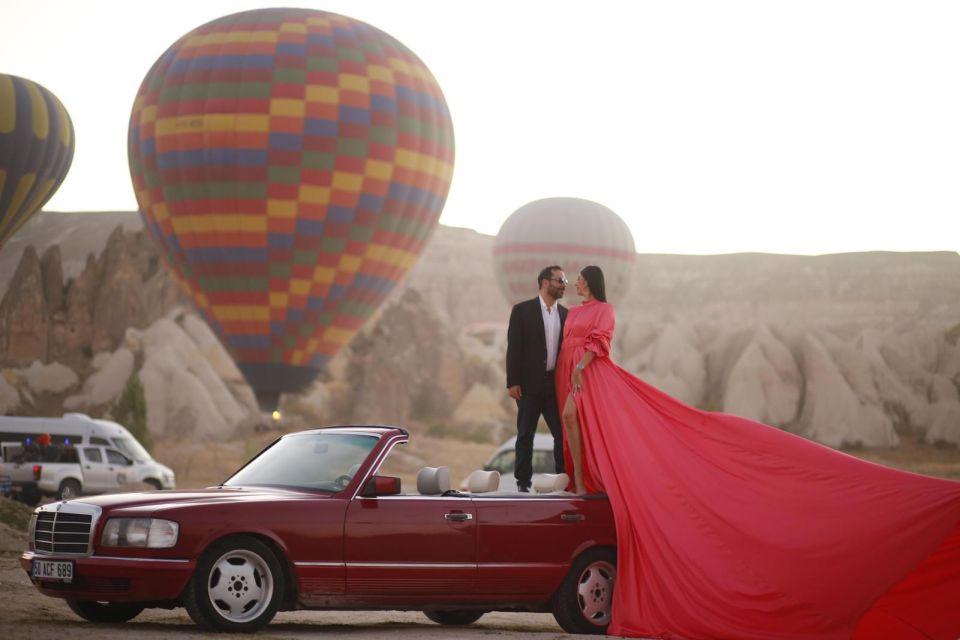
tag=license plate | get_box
[32,560,73,582]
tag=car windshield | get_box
[110,436,151,462]
[223,432,378,492]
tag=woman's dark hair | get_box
[580,265,607,302]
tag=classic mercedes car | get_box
[21,426,617,633]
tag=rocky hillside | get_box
[1,211,958,450]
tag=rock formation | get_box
[797,333,900,447]
[722,325,801,427]
[1,212,959,450]
[0,246,48,365]
[343,288,471,425]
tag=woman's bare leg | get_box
[562,394,587,494]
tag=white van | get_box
[0,413,175,500]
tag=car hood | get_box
[63,486,329,512]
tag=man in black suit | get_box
[506,265,568,492]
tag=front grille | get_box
[34,511,93,555]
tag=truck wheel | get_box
[67,599,145,623]
[144,478,162,491]
[424,610,485,625]
[183,535,284,633]
[551,547,617,635]
[57,479,81,501]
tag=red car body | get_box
[21,427,617,633]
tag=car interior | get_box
[404,465,572,497]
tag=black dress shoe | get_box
[518,485,530,493]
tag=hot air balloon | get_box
[0,74,74,248]
[128,8,454,411]
[493,197,635,306]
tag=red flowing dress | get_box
[555,298,960,640]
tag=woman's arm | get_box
[571,351,594,393]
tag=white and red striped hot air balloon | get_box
[493,197,636,305]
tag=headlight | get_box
[100,518,179,548]
[28,512,38,550]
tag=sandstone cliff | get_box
[1,212,958,449]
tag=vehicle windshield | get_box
[111,436,151,462]
[223,432,378,492]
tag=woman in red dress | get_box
[556,265,960,640]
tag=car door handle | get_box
[561,513,585,522]
[444,512,473,522]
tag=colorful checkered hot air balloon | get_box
[0,74,74,248]
[493,198,636,305]
[128,8,454,411]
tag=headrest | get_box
[417,466,451,495]
[466,469,500,493]
[533,473,570,493]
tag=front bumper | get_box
[21,551,194,602]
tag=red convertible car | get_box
[21,426,617,633]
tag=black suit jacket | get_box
[506,297,568,395]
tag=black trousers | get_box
[515,373,565,489]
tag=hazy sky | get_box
[2,0,958,254]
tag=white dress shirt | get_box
[539,294,561,372]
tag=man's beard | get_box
[550,285,565,299]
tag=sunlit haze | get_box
[2,0,958,254]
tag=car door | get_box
[343,493,477,595]
[474,494,613,596]
[80,447,111,492]
[104,449,133,488]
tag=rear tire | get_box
[551,547,617,635]
[183,535,284,633]
[66,600,145,623]
[57,479,81,501]
[424,610,485,625]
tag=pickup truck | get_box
[0,442,137,503]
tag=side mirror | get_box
[361,475,401,497]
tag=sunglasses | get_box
[549,277,569,285]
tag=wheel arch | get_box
[57,476,82,494]
[194,531,298,609]
[570,541,616,564]
[551,543,617,603]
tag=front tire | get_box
[551,547,617,635]
[66,600,144,623]
[183,535,284,633]
[424,610,485,625]
[144,478,162,491]
[57,479,81,501]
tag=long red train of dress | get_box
[555,298,960,639]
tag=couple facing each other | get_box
[505,263,603,494]
[506,264,960,639]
